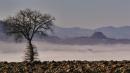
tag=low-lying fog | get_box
[0,41,130,62]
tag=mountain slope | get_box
[0,21,8,40]
[51,26,94,39]
[0,21,130,42]
[96,26,130,39]
[43,32,130,45]
[51,26,130,39]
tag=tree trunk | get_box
[28,40,34,62]
[25,39,38,62]
[24,40,35,62]
[25,40,38,62]
[26,40,34,73]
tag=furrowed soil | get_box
[0,61,130,73]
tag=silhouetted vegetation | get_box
[0,61,130,73]
[3,9,55,62]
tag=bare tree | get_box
[3,9,55,62]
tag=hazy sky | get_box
[0,0,130,28]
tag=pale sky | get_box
[0,0,130,29]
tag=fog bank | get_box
[0,41,130,62]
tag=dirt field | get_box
[0,61,130,73]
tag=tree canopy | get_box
[3,8,55,62]
[4,8,55,41]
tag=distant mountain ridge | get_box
[0,21,130,39]
[52,25,130,39]
[95,26,130,39]
[43,31,130,45]
[0,21,130,44]
[0,21,8,41]
[90,32,107,39]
